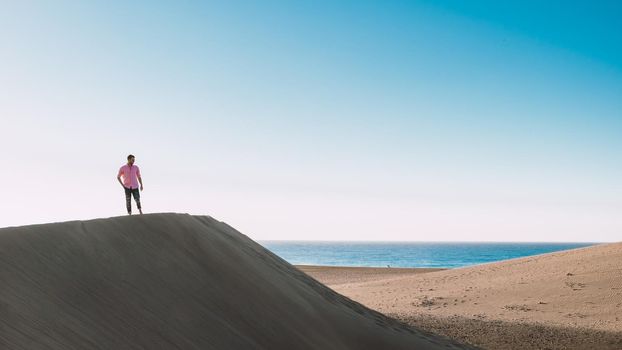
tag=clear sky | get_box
[1,1,620,242]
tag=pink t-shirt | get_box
[118,164,141,189]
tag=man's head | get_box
[127,154,135,165]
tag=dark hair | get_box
[127,154,135,160]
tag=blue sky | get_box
[1,1,620,242]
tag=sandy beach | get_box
[2,213,619,349]
[297,242,622,349]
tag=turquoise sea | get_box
[259,241,598,269]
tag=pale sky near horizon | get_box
[1,1,620,242]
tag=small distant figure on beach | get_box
[117,154,143,215]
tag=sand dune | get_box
[299,242,622,349]
[0,213,473,350]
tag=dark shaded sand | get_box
[0,213,474,350]
[396,314,622,350]
[297,242,622,350]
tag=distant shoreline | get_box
[295,264,448,271]
[294,265,446,286]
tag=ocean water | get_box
[258,241,598,269]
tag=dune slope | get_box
[0,213,472,350]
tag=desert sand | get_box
[0,213,474,350]
[297,242,622,349]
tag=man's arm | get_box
[137,167,143,190]
[117,167,125,187]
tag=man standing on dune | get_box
[117,154,144,215]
